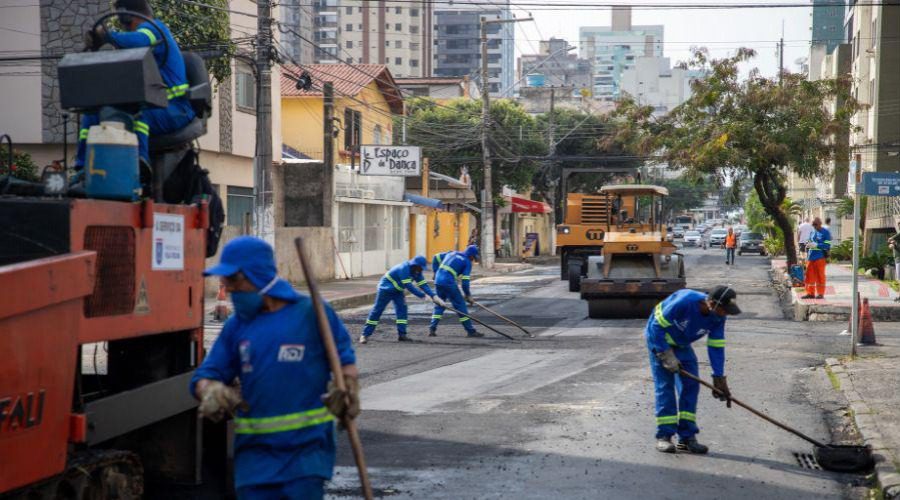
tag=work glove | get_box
[431,295,448,308]
[197,380,246,422]
[655,349,681,373]
[465,295,475,306]
[83,25,108,51]
[323,376,361,426]
[712,375,732,408]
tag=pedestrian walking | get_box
[646,286,741,454]
[725,227,737,265]
[889,222,900,301]
[360,256,445,344]
[801,217,832,299]
[430,245,483,338]
[190,236,359,500]
[797,218,814,256]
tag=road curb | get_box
[825,357,900,498]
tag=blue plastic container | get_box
[85,122,141,201]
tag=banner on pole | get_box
[860,172,900,196]
[360,145,421,176]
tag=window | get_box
[226,186,254,226]
[395,6,402,13]
[373,124,383,145]
[410,25,419,34]
[364,205,384,251]
[385,57,390,64]
[410,8,419,16]
[346,23,352,31]
[358,23,362,29]
[395,40,402,48]
[235,67,255,111]
[395,57,402,65]
[358,6,362,12]
[338,204,358,253]
[410,59,419,68]
[392,206,405,250]
[385,40,390,47]
[346,6,352,14]
[395,23,402,31]
[385,23,390,30]
[410,42,419,50]
[346,40,353,48]
[343,108,362,151]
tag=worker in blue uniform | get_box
[190,236,358,500]
[645,285,740,454]
[77,0,195,169]
[359,255,446,344]
[429,245,483,338]
[431,250,454,280]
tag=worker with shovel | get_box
[190,236,359,499]
[646,285,740,454]
[430,245,483,338]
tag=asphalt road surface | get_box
[331,246,868,499]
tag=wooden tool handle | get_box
[295,237,374,500]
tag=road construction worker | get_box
[725,227,737,265]
[646,285,741,454]
[802,217,832,299]
[76,0,195,170]
[360,255,445,344]
[190,236,358,499]
[430,245,483,338]
[431,250,454,279]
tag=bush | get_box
[0,145,39,182]
[859,249,893,278]
[829,239,856,262]
[763,233,785,257]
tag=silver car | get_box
[683,230,702,247]
[708,229,729,248]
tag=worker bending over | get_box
[191,236,358,499]
[646,286,740,454]
[360,255,445,344]
[431,250,454,280]
[430,245,483,338]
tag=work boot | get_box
[677,437,708,454]
[656,436,676,453]
[398,335,413,342]
[358,335,368,345]
[800,294,815,299]
[428,328,437,337]
[466,331,485,338]
[815,295,824,299]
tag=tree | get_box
[609,48,858,266]
[155,0,233,83]
[654,175,714,222]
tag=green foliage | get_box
[860,249,893,273]
[744,190,768,229]
[762,232,785,257]
[610,47,859,267]
[154,0,233,83]
[654,175,714,220]
[829,239,857,262]
[0,145,39,182]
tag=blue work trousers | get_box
[75,99,195,167]
[726,247,736,265]
[363,289,408,337]
[237,476,325,500]
[430,284,475,333]
[647,341,700,440]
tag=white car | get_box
[683,230,702,247]
[708,228,729,247]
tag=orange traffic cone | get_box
[213,284,230,321]
[858,297,877,345]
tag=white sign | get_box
[152,213,185,270]
[360,145,421,176]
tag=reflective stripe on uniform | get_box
[365,319,378,325]
[401,278,412,284]
[166,83,189,99]
[459,316,470,322]
[461,275,470,280]
[707,338,725,348]
[656,415,678,425]
[384,274,403,291]
[235,407,334,434]
[417,279,427,286]
[654,304,672,328]
[137,28,159,45]
[431,314,442,319]
[79,128,89,140]
[133,120,149,136]
[439,264,458,278]
[678,411,696,422]
[396,319,408,324]
[665,333,678,346]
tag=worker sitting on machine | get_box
[360,255,446,344]
[191,236,359,499]
[76,0,195,173]
[646,285,740,454]
[430,245,483,338]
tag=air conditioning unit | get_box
[361,190,375,199]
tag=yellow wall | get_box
[424,211,470,259]
[281,81,395,161]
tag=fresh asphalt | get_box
[330,246,868,499]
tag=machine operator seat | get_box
[147,52,212,201]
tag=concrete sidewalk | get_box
[826,324,900,498]
[773,259,900,321]
[205,261,535,319]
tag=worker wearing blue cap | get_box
[189,236,358,499]
[430,245,483,338]
[360,255,446,344]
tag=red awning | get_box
[508,195,551,214]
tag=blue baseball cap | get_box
[204,236,301,302]
[464,245,480,260]
[409,255,428,268]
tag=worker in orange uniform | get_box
[724,227,737,265]
[802,217,832,299]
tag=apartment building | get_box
[517,38,593,91]
[620,56,703,115]
[280,0,315,64]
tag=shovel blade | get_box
[813,445,874,473]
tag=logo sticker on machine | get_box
[152,213,185,271]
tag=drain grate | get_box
[794,452,822,470]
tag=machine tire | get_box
[560,253,568,280]
[568,261,582,292]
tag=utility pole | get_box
[547,89,558,224]
[255,0,274,246]
[480,15,533,269]
[323,82,335,226]
[778,21,785,86]
[850,153,862,356]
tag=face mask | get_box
[231,290,264,320]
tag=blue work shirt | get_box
[806,227,833,262]
[109,19,193,104]
[379,261,434,298]
[190,296,356,489]
[645,289,726,376]
[431,251,453,275]
[435,251,472,296]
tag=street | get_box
[331,247,867,499]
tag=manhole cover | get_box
[794,452,822,470]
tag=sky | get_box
[514,1,815,79]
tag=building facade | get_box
[619,56,702,115]
[812,0,845,54]
[280,0,315,65]
[432,7,515,96]
[580,7,664,101]
[517,38,593,92]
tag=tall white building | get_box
[619,56,702,115]
[580,7,664,101]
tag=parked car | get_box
[708,228,729,248]
[683,230,702,247]
[733,224,749,236]
[739,232,766,255]
[695,224,708,234]
[672,227,685,239]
